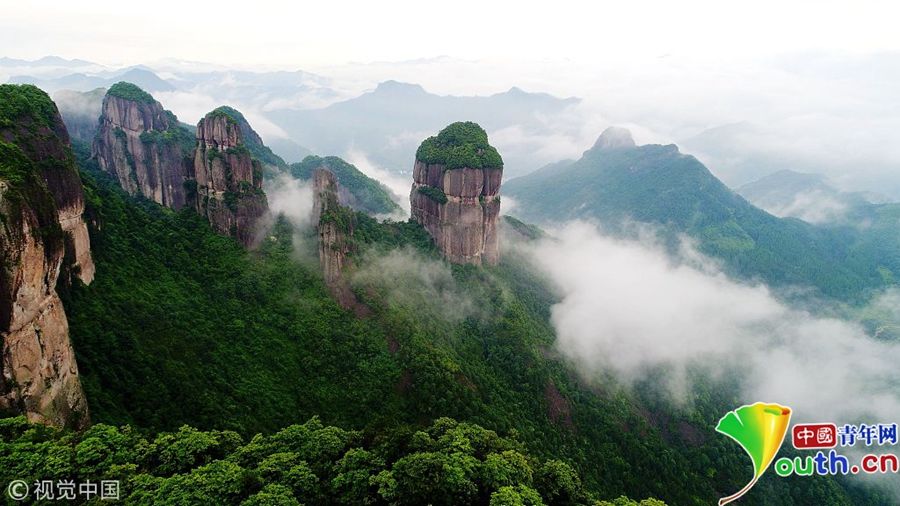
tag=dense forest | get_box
[1,415,669,505]
[3,141,875,504]
[0,82,890,503]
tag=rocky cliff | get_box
[0,84,94,285]
[410,122,502,265]
[194,107,269,247]
[92,82,195,210]
[0,84,90,428]
[312,168,359,311]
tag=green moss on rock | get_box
[415,121,503,170]
[416,185,448,204]
[0,84,60,132]
[107,82,155,104]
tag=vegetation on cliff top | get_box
[416,122,503,170]
[205,106,288,169]
[107,81,155,104]
[0,84,73,257]
[292,155,400,215]
[206,105,242,125]
[0,84,61,131]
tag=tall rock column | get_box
[410,122,502,265]
[92,82,195,210]
[312,168,368,315]
[0,84,90,428]
[193,108,269,247]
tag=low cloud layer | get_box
[527,222,900,426]
[265,174,315,229]
[344,148,411,216]
[351,248,477,324]
[762,189,850,224]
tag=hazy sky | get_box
[4,0,900,68]
[6,0,900,197]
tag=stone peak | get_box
[374,80,427,95]
[592,126,636,151]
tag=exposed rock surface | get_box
[0,84,94,285]
[194,108,269,247]
[592,126,635,151]
[410,122,502,265]
[312,168,359,311]
[92,82,194,210]
[93,84,279,247]
[0,84,90,428]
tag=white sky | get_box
[3,0,900,68]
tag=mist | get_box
[351,248,477,325]
[762,189,850,224]
[343,148,412,216]
[526,221,900,426]
[11,51,900,198]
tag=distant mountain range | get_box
[505,127,900,300]
[4,58,582,175]
[680,121,900,199]
[8,67,176,94]
[266,81,580,176]
[736,169,888,224]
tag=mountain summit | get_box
[591,126,636,151]
[505,133,900,299]
[411,122,503,265]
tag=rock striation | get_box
[92,84,273,247]
[0,84,90,428]
[92,82,195,210]
[194,108,269,247]
[410,122,502,265]
[312,168,358,311]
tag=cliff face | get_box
[0,85,90,428]
[194,109,269,247]
[92,82,194,210]
[312,168,363,313]
[0,84,94,285]
[410,122,502,265]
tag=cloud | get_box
[151,90,220,125]
[265,174,315,229]
[52,89,102,117]
[763,189,849,224]
[351,248,477,324]
[526,221,900,427]
[343,148,411,216]
[153,90,288,140]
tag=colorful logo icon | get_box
[792,423,837,450]
[715,402,792,505]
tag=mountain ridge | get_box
[505,127,899,300]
